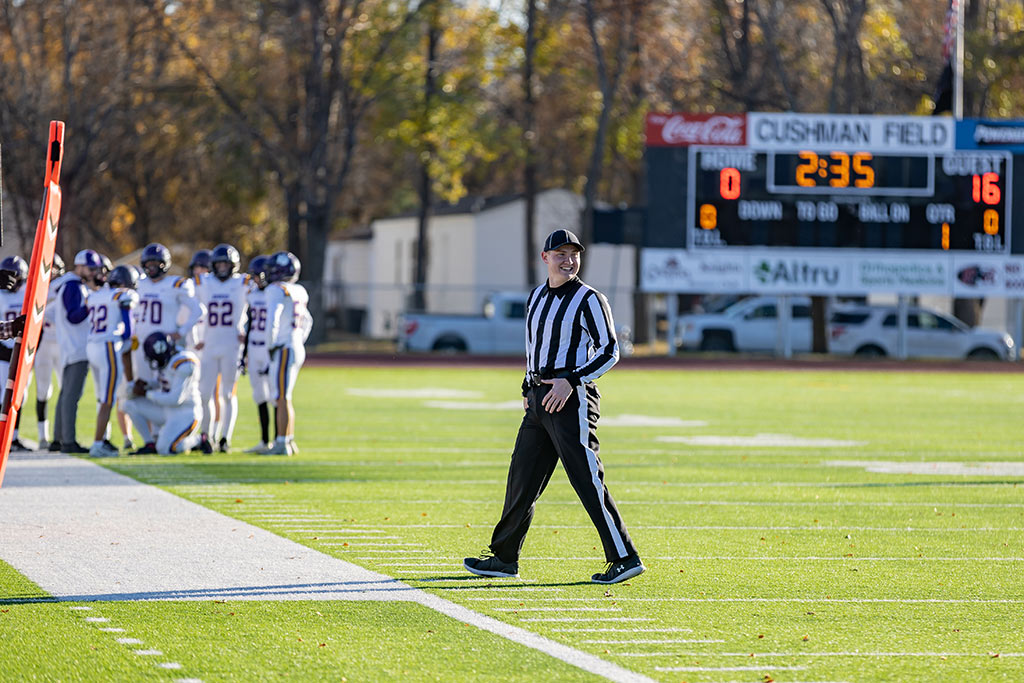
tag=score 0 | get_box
[972,172,1001,238]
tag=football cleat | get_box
[89,442,120,458]
[132,442,158,456]
[197,435,214,455]
[267,441,290,455]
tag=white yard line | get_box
[0,452,654,683]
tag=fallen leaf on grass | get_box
[234,499,243,503]
[989,652,1000,658]
[802,635,810,641]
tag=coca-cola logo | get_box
[648,113,746,147]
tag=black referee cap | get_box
[543,229,585,252]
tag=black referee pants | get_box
[489,382,637,564]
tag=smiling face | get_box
[542,244,582,287]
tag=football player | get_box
[35,253,66,449]
[0,256,31,450]
[242,255,273,453]
[123,331,201,455]
[195,243,248,453]
[96,254,113,288]
[264,251,312,455]
[132,243,203,384]
[86,265,139,458]
[189,249,212,279]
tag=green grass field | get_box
[2,364,1023,682]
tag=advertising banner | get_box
[644,113,746,147]
[748,254,853,294]
[956,119,1024,152]
[641,249,747,292]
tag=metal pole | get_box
[953,0,965,120]
[775,295,792,359]
[1009,298,1024,361]
[897,295,909,360]
[666,293,679,357]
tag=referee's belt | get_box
[527,369,570,387]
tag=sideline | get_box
[305,351,1024,373]
[0,452,653,683]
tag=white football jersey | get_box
[148,349,202,410]
[196,272,248,349]
[266,282,312,349]
[134,274,203,342]
[87,286,139,345]
[245,285,271,346]
[40,275,66,349]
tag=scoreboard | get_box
[644,112,1024,255]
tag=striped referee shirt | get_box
[523,276,619,389]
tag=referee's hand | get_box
[540,378,572,413]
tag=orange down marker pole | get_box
[0,121,64,487]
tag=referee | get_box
[464,229,644,584]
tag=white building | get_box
[324,189,635,339]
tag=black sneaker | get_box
[60,442,89,454]
[10,439,31,452]
[132,442,158,455]
[48,440,62,452]
[591,555,645,584]
[197,435,213,455]
[218,437,229,453]
[464,550,519,578]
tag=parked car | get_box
[675,296,815,352]
[829,305,1014,360]
[398,290,634,355]
[675,296,1013,360]
[398,291,529,353]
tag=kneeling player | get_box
[123,332,201,455]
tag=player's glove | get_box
[0,271,16,292]
[269,345,282,359]
[131,379,148,397]
[11,315,25,338]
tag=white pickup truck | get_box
[397,292,529,353]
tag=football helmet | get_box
[142,331,176,369]
[0,255,29,291]
[266,251,300,283]
[211,243,241,281]
[247,255,269,289]
[189,249,212,276]
[107,265,138,290]
[140,243,171,279]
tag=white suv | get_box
[675,296,1013,360]
[829,305,1013,360]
